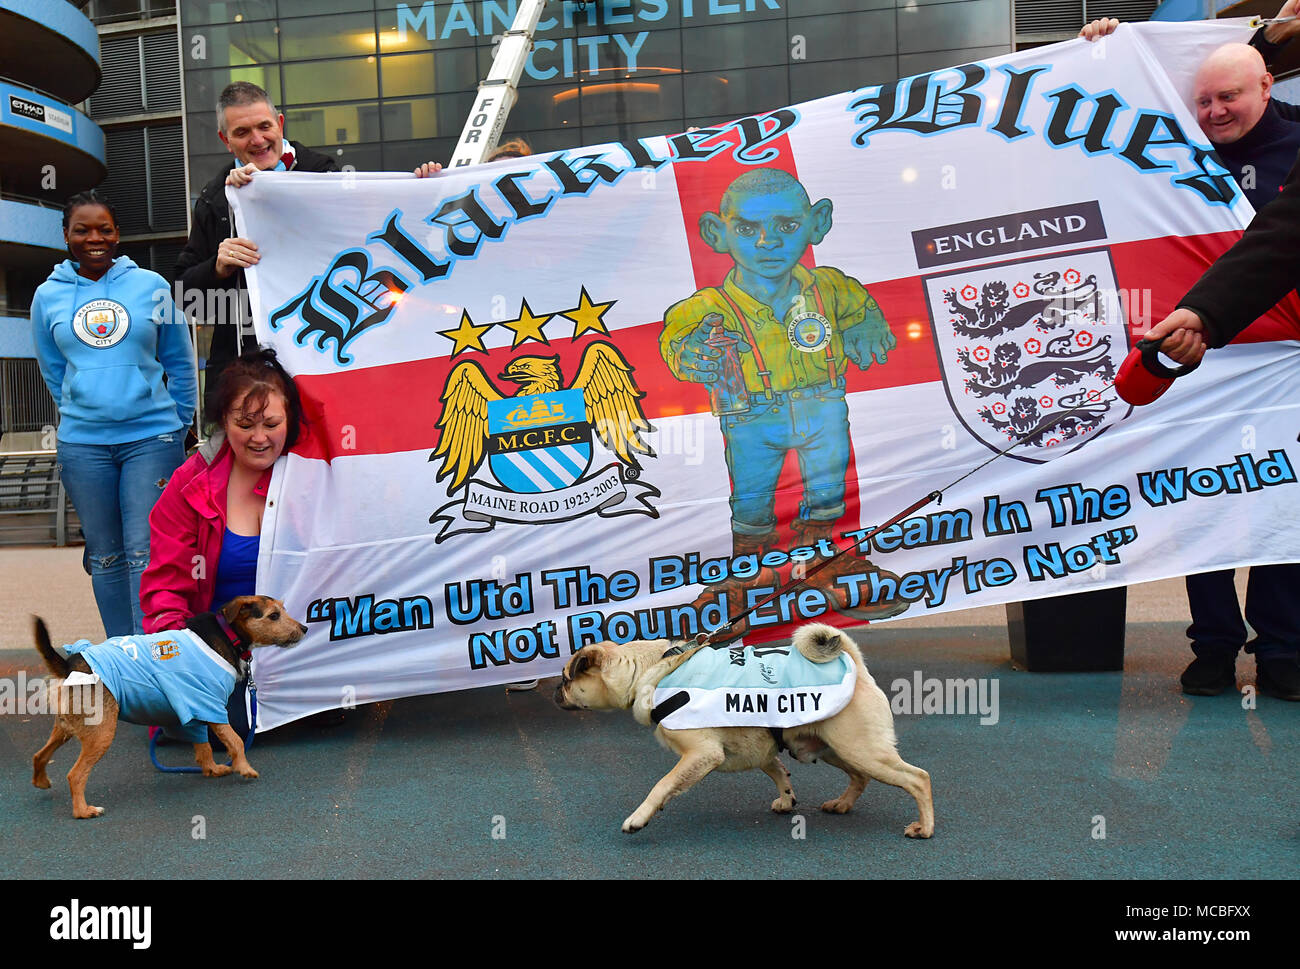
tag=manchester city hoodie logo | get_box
[72,299,130,348]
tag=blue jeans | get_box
[57,433,186,637]
[720,386,850,534]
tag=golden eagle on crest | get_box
[432,342,654,492]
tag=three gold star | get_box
[560,286,616,338]
[436,289,619,354]
[499,298,552,348]
[437,310,493,357]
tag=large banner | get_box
[231,21,1300,729]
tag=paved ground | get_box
[1,546,1295,883]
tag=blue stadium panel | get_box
[0,195,64,264]
[0,0,101,104]
[0,80,106,196]
[0,317,37,359]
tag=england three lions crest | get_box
[429,342,661,541]
[925,249,1132,463]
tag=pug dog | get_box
[554,622,933,837]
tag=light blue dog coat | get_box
[66,629,237,743]
[652,643,856,729]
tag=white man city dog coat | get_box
[650,641,857,729]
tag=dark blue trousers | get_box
[1185,564,1300,661]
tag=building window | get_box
[100,125,188,235]
[0,359,57,437]
[177,0,1025,175]
[89,0,180,26]
[92,32,183,117]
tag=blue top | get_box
[31,256,197,445]
[210,528,260,611]
[68,629,236,743]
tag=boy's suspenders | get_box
[716,286,774,400]
[713,281,839,397]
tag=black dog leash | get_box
[684,382,1125,651]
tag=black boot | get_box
[1256,655,1300,701]
[1180,650,1237,696]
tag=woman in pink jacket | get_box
[140,348,303,737]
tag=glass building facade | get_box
[178,0,1013,192]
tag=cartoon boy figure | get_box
[660,167,905,619]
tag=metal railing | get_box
[0,450,78,546]
[0,358,57,438]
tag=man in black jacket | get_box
[1194,44,1300,207]
[1171,42,1300,702]
[1085,2,1300,355]
[1090,14,1300,700]
[1142,118,1300,704]
[173,82,338,414]
[1145,176,1300,702]
[1149,175,1300,359]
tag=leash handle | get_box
[1136,336,1199,378]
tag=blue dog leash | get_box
[147,677,258,773]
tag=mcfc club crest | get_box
[429,341,662,542]
[72,299,130,348]
[787,311,832,352]
[925,248,1132,463]
[488,389,592,492]
[151,638,182,661]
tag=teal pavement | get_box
[3,617,1295,880]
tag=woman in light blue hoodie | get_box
[32,191,198,636]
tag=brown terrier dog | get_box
[31,595,306,818]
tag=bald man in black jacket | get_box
[1142,131,1300,702]
[1151,164,1300,358]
